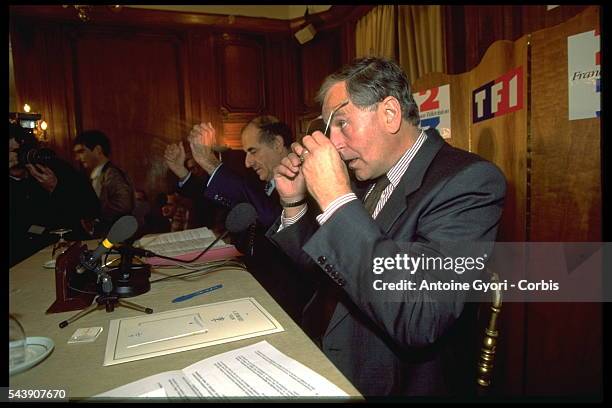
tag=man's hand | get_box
[298,132,352,211]
[188,122,221,174]
[164,143,188,179]
[274,148,307,217]
[26,164,58,193]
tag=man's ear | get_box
[273,135,284,151]
[378,96,402,134]
[93,145,104,156]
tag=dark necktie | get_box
[363,175,391,216]
[302,175,391,346]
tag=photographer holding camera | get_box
[9,121,100,267]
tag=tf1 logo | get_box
[472,66,524,124]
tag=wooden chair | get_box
[476,269,502,392]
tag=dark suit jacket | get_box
[178,164,315,322]
[9,158,100,266]
[267,129,506,396]
[202,164,281,228]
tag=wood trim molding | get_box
[10,5,376,35]
[9,5,288,33]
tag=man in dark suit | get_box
[73,130,135,236]
[9,122,100,266]
[163,116,314,322]
[269,57,506,397]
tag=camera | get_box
[19,146,57,167]
[9,112,57,167]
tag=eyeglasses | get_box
[305,99,350,137]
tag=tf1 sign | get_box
[472,66,524,124]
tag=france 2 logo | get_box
[413,84,451,139]
[472,66,524,124]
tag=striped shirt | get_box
[281,129,427,228]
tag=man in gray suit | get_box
[269,57,506,396]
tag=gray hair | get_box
[316,57,420,127]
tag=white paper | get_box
[96,341,349,399]
[135,227,229,257]
[104,298,284,366]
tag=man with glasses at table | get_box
[268,57,506,397]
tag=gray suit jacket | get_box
[268,129,506,396]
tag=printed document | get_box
[135,227,228,257]
[104,298,284,366]
[96,340,350,399]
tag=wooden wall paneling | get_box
[9,5,289,34]
[530,6,601,242]
[298,27,342,112]
[469,38,528,243]
[71,27,187,202]
[295,27,343,139]
[264,34,298,139]
[525,6,601,396]
[10,21,71,162]
[468,38,529,395]
[443,5,590,75]
[216,33,265,113]
[186,29,222,144]
[214,31,267,148]
[413,39,529,393]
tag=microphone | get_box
[225,202,257,233]
[78,215,139,273]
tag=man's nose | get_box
[329,128,344,151]
[244,154,253,168]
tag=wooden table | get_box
[8,243,362,401]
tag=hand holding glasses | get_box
[305,99,350,138]
[301,99,350,163]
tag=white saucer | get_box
[43,260,56,269]
[9,337,55,376]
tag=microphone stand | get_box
[59,260,153,329]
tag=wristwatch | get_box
[280,198,307,208]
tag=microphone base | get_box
[107,263,151,298]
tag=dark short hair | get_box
[73,130,111,156]
[316,57,420,127]
[243,115,293,148]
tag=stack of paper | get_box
[96,340,350,399]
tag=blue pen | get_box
[172,284,223,303]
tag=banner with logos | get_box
[472,66,524,124]
[413,84,451,139]
[567,30,600,120]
